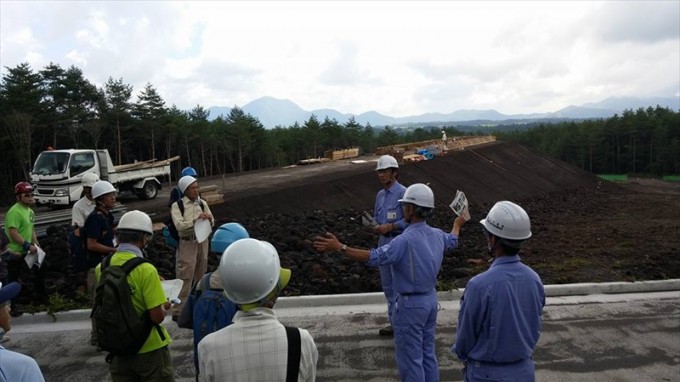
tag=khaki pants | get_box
[109,346,175,382]
[172,239,209,316]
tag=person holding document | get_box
[2,182,40,317]
[170,175,214,322]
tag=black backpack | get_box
[166,199,205,242]
[91,255,159,356]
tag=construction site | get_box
[21,136,679,306]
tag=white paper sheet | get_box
[161,279,184,301]
[194,218,211,243]
[24,245,46,269]
[449,190,471,221]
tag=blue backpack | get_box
[178,272,238,371]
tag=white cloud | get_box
[1,1,678,116]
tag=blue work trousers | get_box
[463,358,535,382]
[393,291,439,381]
[379,265,395,320]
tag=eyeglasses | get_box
[22,193,34,197]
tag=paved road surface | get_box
[8,281,680,381]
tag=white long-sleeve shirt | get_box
[198,308,318,382]
[71,197,95,227]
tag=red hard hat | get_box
[15,182,33,194]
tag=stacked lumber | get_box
[325,148,360,160]
[200,184,224,206]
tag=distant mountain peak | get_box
[208,96,679,129]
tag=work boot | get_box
[379,325,394,336]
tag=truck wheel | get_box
[139,181,158,200]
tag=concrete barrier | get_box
[13,279,679,326]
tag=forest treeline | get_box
[1,62,678,205]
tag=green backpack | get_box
[91,255,160,356]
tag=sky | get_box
[1,1,679,117]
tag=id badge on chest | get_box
[387,211,397,220]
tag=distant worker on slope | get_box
[452,201,545,382]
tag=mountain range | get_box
[208,96,680,129]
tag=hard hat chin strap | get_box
[240,279,283,311]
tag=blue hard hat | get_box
[211,223,249,254]
[181,166,198,177]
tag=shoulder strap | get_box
[285,326,301,382]
[202,272,212,291]
[101,254,112,271]
[120,256,149,274]
[177,199,185,215]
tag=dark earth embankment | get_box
[23,141,680,309]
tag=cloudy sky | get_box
[1,1,678,117]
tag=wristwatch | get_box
[340,244,347,253]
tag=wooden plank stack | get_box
[200,185,224,206]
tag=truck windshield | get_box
[32,152,70,175]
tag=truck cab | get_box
[30,149,175,207]
[31,149,99,206]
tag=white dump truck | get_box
[30,149,179,206]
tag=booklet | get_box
[360,211,378,228]
[449,190,471,221]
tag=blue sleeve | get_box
[452,281,486,361]
[444,232,459,253]
[367,236,409,267]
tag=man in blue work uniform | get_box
[452,201,545,382]
[314,183,467,381]
[372,154,407,336]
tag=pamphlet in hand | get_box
[360,211,378,228]
[24,245,46,269]
[161,279,184,302]
[449,190,471,221]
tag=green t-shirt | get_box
[96,251,172,353]
[3,203,35,253]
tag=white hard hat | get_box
[218,239,286,305]
[375,155,399,171]
[81,172,100,188]
[480,201,532,242]
[91,180,117,199]
[398,183,435,209]
[178,176,197,194]
[117,210,153,234]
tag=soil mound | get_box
[211,141,604,219]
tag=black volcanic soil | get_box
[23,141,680,309]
